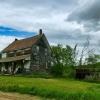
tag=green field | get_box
[0,76,100,100]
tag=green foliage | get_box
[51,44,76,77]
[63,66,75,78]
[51,44,76,66]
[0,76,100,100]
[50,64,64,77]
[85,54,100,65]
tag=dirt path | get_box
[0,92,42,100]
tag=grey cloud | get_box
[0,0,99,54]
[45,29,93,45]
[0,0,77,10]
[68,0,100,21]
[67,0,100,31]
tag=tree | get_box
[51,44,64,76]
[62,45,76,66]
[77,35,95,66]
[85,54,99,65]
[51,44,76,67]
[79,36,90,65]
[51,44,76,76]
[51,44,63,65]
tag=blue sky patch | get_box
[0,26,36,37]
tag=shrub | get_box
[50,64,75,78]
[50,64,64,77]
[63,66,75,78]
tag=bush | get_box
[63,66,75,78]
[50,64,75,78]
[50,64,64,77]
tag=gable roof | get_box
[2,35,40,53]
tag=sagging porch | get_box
[0,54,31,74]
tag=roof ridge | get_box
[16,34,39,42]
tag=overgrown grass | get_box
[0,76,100,100]
[16,72,53,79]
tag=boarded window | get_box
[16,50,24,56]
[7,52,15,57]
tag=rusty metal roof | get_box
[0,54,30,63]
[2,35,40,52]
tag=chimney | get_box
[15,38,18,41]
[39,29,42,35]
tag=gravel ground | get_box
[0,92,41,100]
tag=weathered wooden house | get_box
[0,29,51,74]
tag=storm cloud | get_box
[67,0,100,31]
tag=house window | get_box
[45,48,47,56]
[7,52,15,57]
[16,50,24,56]
[36,46,39,52]
[2,53,7,58]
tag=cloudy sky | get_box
[0,0,100,53]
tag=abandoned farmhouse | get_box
[0,29,51,74]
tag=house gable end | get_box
[37,34,51,53]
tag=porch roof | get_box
[0,54,30,63]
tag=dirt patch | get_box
[0,92,41,100]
